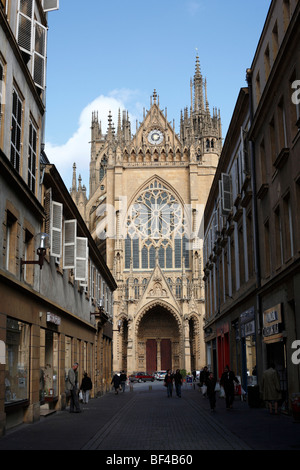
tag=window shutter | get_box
[221,173,232,215]
[44,187,52,236]
[240,127,249,182]
[17,0,34,55]
[43,0,59,12]
[75,237,88,281]
[50,201,63,257]
[33,21,47,89]
[63,220,77,269]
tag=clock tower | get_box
[72,55,222,375]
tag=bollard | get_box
[130,384,133,392]
[149,385,152,391]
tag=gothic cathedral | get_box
[71,56,222,375]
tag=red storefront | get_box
[217,323,230,378]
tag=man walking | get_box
[220,365,239,410]
[174,369,183,398]
[66,362,81,413]
[262,363,281,414]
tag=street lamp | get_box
[113,320,122,332]
[21,232,49,270]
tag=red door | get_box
[146,339,157,373]
[161,339,172,370]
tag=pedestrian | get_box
[262,363,281,415]
[111,372,121,394]
[80,372,92,404]
[192,370,196,382]
[199,366,209,396]
[164,369,174,397]
[206,372,217,412]
[220,365,239,410]
[66,362,81,413]
[174,369,183,398]
[120,370,127,392]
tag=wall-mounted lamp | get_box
[113,320,122,332]
[21,233,49,270]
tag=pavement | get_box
[0,381,299,457]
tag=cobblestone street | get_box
[0,382,299,455]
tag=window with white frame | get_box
[11,88,23,173]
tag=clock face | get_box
[148,129,164,145]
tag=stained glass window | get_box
[124,179,190,270]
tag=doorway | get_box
[137,305,179,372]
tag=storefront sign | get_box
[263,304,282,340]
[46,312,61,326]
[240,307,255,338]
[242,320,255,336]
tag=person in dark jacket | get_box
[174,369,183,398]
[80,372,92,404]
[205,372,217,412]
[164,369,174,397]
[120,371,127,392]
[220,365,239,410]
[111,373,121,394]
[199,366,209,396]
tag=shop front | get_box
[240,307,257,392]
[0,276,98,434]
[262,303,288,411]
[216,323,230,379]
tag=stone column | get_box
[184,318,191,374]
[157,339,161,371]
[126,319,134,374]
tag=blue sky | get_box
[45,0,271,194]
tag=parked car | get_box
[129,372,155,383]
[155,371,167,381]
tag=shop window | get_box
[40,329,59,401]
[245,335,257,385]
[5,318,30,405]
[65,336,72,381]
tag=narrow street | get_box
[0,381,299,455]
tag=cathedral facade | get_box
[72,56,222,375]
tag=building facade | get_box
[247,0,300,407]
[72,57,222,375]
[203,0,300,412]
[0,0,116,436]
[203,88,256,389]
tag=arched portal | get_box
[136,304,181,373]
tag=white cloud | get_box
[45,90,142,193]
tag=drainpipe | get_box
[246,69,262,382]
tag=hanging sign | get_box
[262,304,282,341]
[46,312,61,325]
